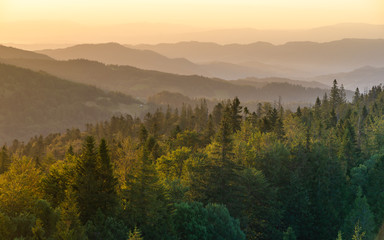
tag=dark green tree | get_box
[97,139,119,216]
[0,146,10,174]
[73,136,100,223]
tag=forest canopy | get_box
[1,80,384,240]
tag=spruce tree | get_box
[73,136,100,223]
[0,146,10,174]
[97,139,118,216]
[330,79,341,108]
[230,97,242,133]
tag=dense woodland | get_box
[1,80,384,239]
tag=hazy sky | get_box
[1,0,383,29]
[0,0,383,46]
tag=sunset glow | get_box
[1,0,383,29]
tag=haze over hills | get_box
[37,43,305,79]
[233,77,329,89]
[0,44,53,60]
[134,38,384,76]
[37,39,384,80]
[2,22,384,46]
[170,23,384,45]
[313,66,384,91]
[38,43,206,76]
[0,63,141,143]
[0,55,334,105]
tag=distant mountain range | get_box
[37,39,384,80]
[2,22,384,45]
[0,45,53,60]
[233,77,329,89]
[168,23,384,45]
[37,42,304,79]
[313,66,384,91]
[38,43,205,76]
[133,39,384,76]
[0,63,141,143]
[0,56,332,104]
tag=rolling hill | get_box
[313,66,384,91]
[233,77,329,89]
[37,42,307,79]
[0,44,53,60]
[0,58,334,104]
[0,63,141,143]
[134,39,384,76]
[37,43,207,76]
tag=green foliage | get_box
[342,188,375,240]
[6,86,384,240]
[127,227,143,240]
[86,209,128,240]
[0,156,43,216]
[0,145,10,174]
[55,189,87,240]
[283,227,297,240]
[172,202,245,240]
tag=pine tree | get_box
[342,188,374,240]
[353,88,361,104]
[0,145,10,174]
[338,119,360,173]
[330,79,341,108]
[283,227,296,240]
[205,112,240,212]
[122,142,169,238]
[138,124,148,145]
[97,139,118,216]
[296,107,302,117]
[55,189,87,240]
[73,136,100,223]
[203,114,215,145]
[230,97,242,133]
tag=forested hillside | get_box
[1,80,383,239]
[0,63,141,143]
[0,58,335,103]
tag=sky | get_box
[0,0,383,46]
[1,0,383,29]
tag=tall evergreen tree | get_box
[0,146,10,174]
[73,136,100,223]
[97,139,118,216]
[330,79,341,108]
[229,97,242,133]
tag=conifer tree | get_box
[230,97,242,133]
[0,145,10,174]
[97,139,118,216]
[330,79,341,108]
[73,136,100,223]
[342,188,374,240]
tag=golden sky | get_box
[1,0,383,29]
[0,0,383,46]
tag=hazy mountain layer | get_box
[0,58,334,104]
[313,66,384,91]
[2,22,383,45]
[0,44,53,60]
[134,38,384,75]
[233,77,329,89]
[0,63,141,143]
[37,43,305,79]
